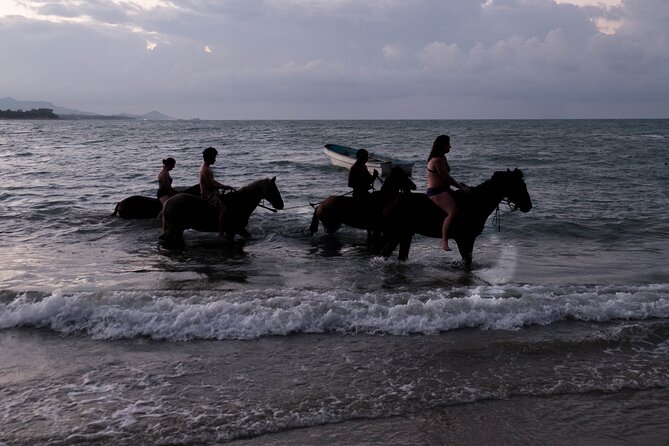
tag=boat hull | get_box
[323,144,413,177]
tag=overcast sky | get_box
[1,0,667,119]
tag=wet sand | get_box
[231,388,669,445]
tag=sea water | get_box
[0,119,668,445]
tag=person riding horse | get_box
[348,149,379,200]
[157,157,177,219]
[200,147,235,238]
[426,135,471,251]
[157,157,177,204]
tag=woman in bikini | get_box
[426,134,470,251]
[157,157,177,205]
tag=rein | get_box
[258,201,278,213]
[230,180,281,213]
[491,198,518,232]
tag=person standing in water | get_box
[199,147,234,238]
[426,134,470,251]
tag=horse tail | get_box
[111,202,120,217]
[309,207,320,235]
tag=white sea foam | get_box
[1,284,667,341]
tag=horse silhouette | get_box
[309,167,416,243]
[160,177,284,244]
[112,184,200,219]
[381,169,532,267]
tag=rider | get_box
[348,149,378,200]
[426,134,470,251]
[157,157,177,205]
[199,147,234,238]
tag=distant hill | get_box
[0,97,176,120]
[115,110,176,120]
[0,96,95,116]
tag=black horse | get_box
[309,167,416,242]
[381,169,532,267]
[112,185,200,219]
[160,177,284,243]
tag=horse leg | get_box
[397,233,413,261]
[380,231,399,258]
[159,214,170,240]
[455,237,474,268]
[159,219,184,245]
[323,220,341,234]
[370,229,383,251]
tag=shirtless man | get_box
[200,147,234,238]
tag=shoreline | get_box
[230,388,669,446]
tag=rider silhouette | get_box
[348,149,378,200]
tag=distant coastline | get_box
[0,108,151,120]
[0,97,177,120]
[0,108,59,119]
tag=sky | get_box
[1,0,668,119]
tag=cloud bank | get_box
[1,0,667,118]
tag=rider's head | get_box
[429,134,451,159]
[356,149,369,163]
[162,157,176,169]
[202,147,218,163]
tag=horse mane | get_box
[461,169,524,202]
[476,169,524,189]
[235,178,272,194]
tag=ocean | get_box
[0,119,667,445]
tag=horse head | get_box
[263,177,285,210]
[381,167,417,194]
[493,168,532,212]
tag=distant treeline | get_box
[0,108,59,119]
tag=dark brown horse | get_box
[160,177,284,243]
[381,169,532,267]
[309,167,416,242]
[112,185,200,219]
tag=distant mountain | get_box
[142,110,175,120]
[0,96,95,116]
[0,97,176,120]
[115,110,176,120]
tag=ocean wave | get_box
[1,284,667,341]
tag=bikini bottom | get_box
[426,187,451,198]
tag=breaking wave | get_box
[1,283,668,341]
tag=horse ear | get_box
[271,176,276,183]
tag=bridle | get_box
[492,197,519,232]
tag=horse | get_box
[309,167,417,243]
[381,168,532,267]
[112,184,200,219]
[160,177,284,243]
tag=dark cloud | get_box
[1,0,667,118]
